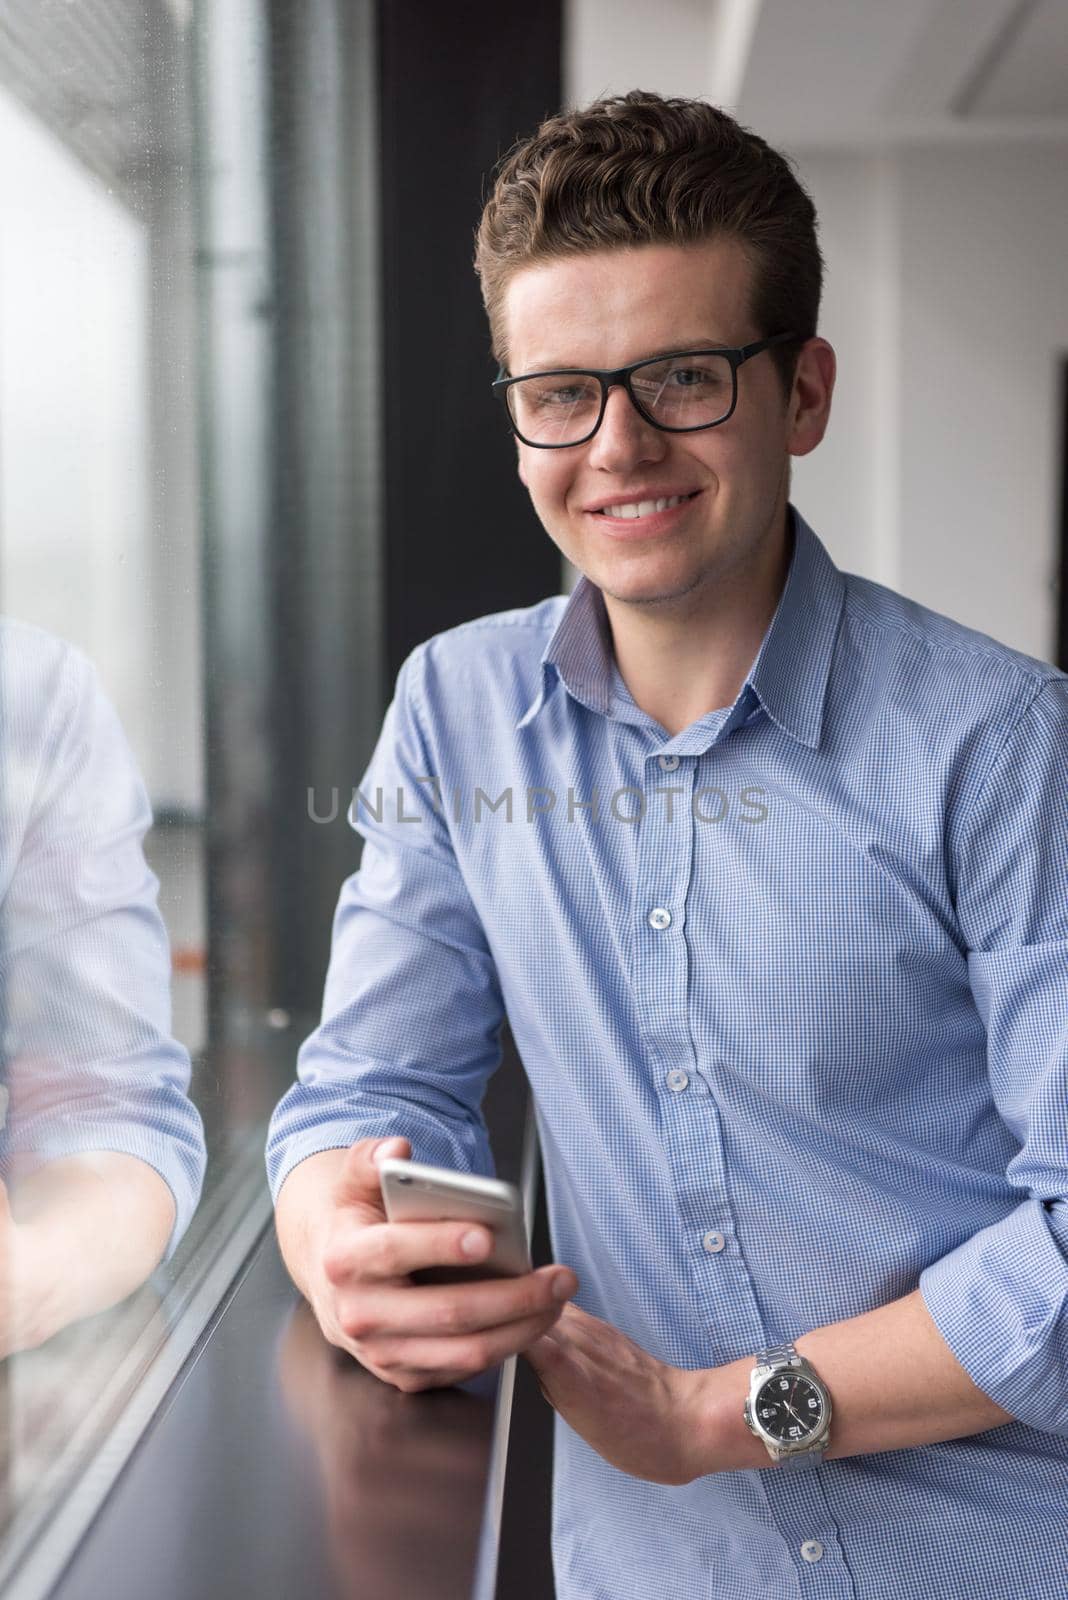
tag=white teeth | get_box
[601,493,689,518]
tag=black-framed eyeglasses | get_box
[492,332,798,448]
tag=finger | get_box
[339,1210,576,1297]
[339,1216,498,1283]
[526,1316,574,1364]
[367,1303,567,1383]
[521,1339,566,1408]
[533,1377,557,1410]
[338,1263,573,1340]
[330,1135,411,1213]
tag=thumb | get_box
[332,1135,411,1211]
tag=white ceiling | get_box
[965,0,1068,117]
[566,0,1068,147]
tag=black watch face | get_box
[755,1372,825,1443]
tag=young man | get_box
[268,92,1068,1598]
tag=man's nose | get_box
[586,383,666,470]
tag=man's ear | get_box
[787,338,836,459]
[516,438,528,489]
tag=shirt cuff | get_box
[266,1111,496,1207]
[919,1196,1068,1435]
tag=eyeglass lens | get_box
[506,352,735,445]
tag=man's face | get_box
[502,237,818,615]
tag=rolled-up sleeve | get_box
[0,629,206,1257]
[919,677,1068,1431]
[266,643,505,1201]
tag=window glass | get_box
[0,4,306,1585]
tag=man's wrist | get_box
[685,1355,774,1475]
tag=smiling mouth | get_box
[593,491,700,519]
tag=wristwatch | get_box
[743,1344,832,1467]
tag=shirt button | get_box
[658,753,680,771]
[648,907,672,930]
[666,1069,689,1092]
[800,1540,824,1563]
[702,1230,726,1254]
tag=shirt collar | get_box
[516,506,845,751]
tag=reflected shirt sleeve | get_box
[0,622,206,1257]
[266,642,505,1200]
[919,679,1068,1431]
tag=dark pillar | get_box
[265,0,385,1016]
[377,0,563,679]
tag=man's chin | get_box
[596,569,706,610]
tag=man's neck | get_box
[602,511,793,739]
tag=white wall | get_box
[793,140,1068,662]
[785,150,897,584]
[896,140,1067,656]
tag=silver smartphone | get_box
[377,1157,532,1282]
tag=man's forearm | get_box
[693,1287,1015,1472]
[6,1152,176,1349]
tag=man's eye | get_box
[668,366,726,388]
[534,385,589,406]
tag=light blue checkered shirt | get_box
[268,508,1068,1599]
[0,620,205,1255]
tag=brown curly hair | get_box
[474,90,822,400]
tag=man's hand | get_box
[524,1301,722,1485]
[276,1136,578,1393]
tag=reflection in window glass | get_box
[0,4,307,1587]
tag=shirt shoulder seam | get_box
[842,585,1064,685]
[955,677,1060,866]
